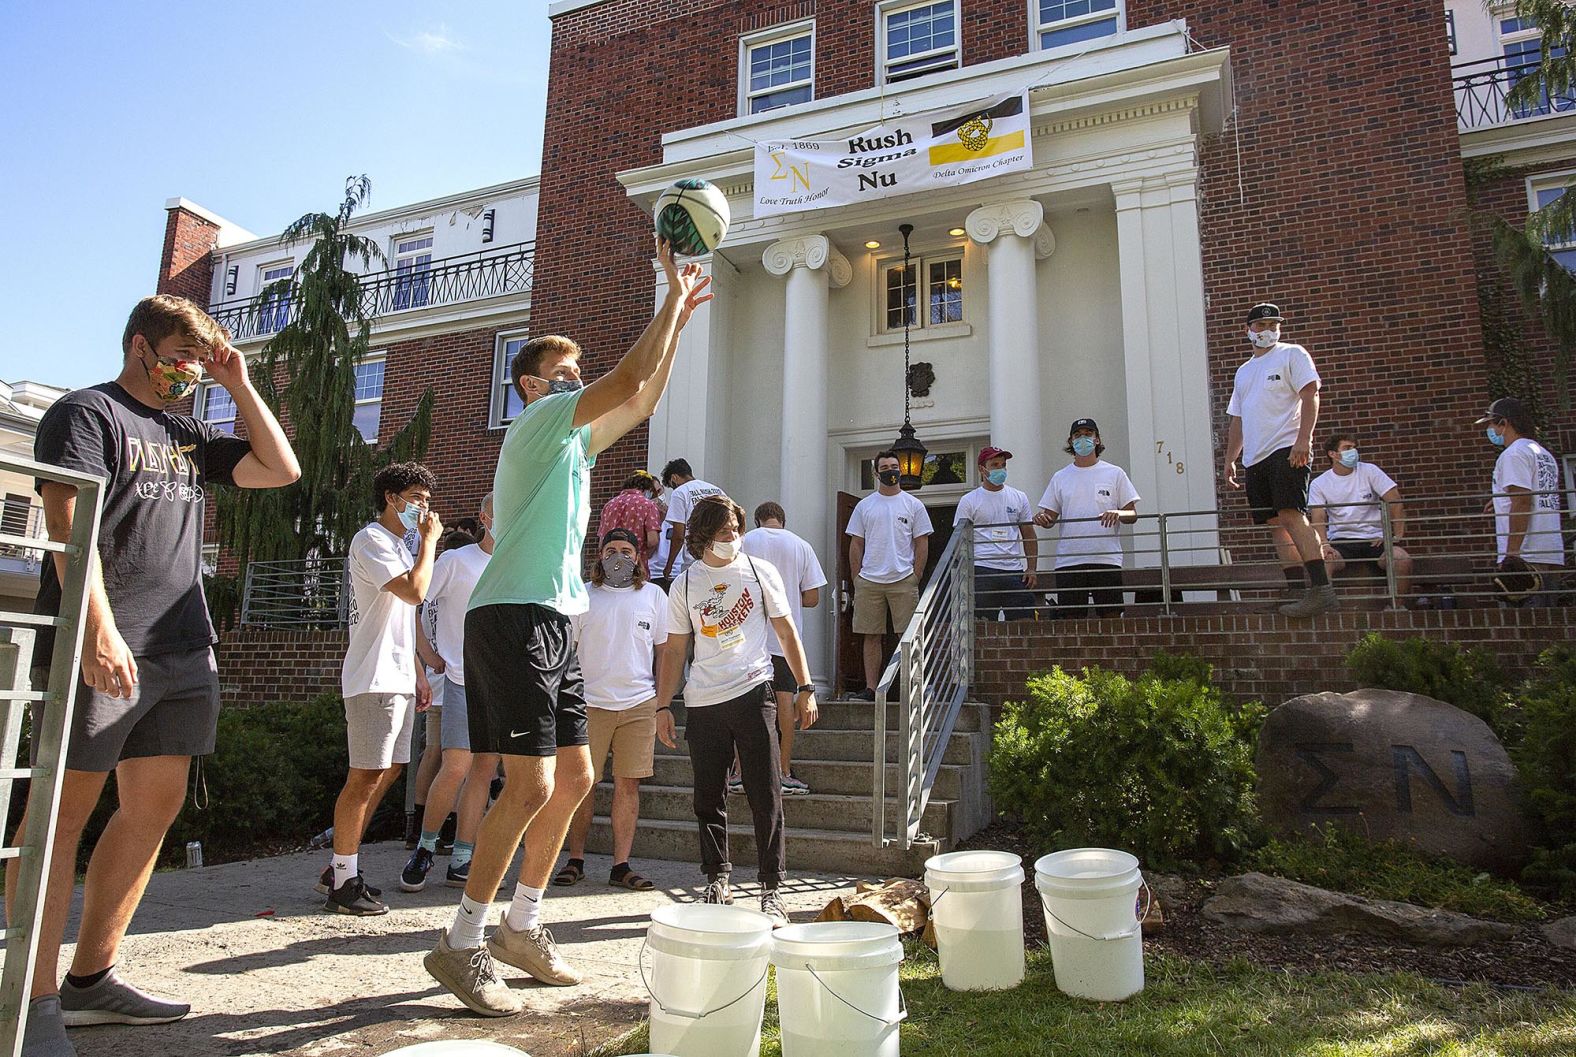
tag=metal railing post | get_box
[1158,513,1172,615]
[1379,502,1398,608]
[240,561,257,626]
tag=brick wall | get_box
[159,205,218,304]
[974,607,1576,707]
[214,628,347,705]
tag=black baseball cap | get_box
[600,527,642,550]
[1068,418,1099,437]
[1246,303,1283,324]
[1474,397,1530,426]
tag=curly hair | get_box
[685,493,746,559]
[372,461,437,512]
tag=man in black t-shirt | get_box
[6,295,299,1057]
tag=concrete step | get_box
[648,755,971,800]
[583,815,942,878]
[655,726,982,766]
[590,782,955,837]
[806,699,988,733]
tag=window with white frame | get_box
[1529,174,1576,271]
[492,331,529,428]
[742,22,814,114]
[1033,0,1120,50]
[1499,10,1576,117]
[197,383,237,435]
[879,0,959,84]
[257,261,294,333]
[392,233,434,310]
[201,543,219,578]
[354,358,385,442]
[881,253,965,331]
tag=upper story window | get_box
[742,22,814,115]
[257,261,294,333]
[392,233,434,310]
[1530,175,1576,270]
[1034,0,1120,50]
[492,330,529,428]
[197,383,237,435]
[882,253,965,332]
[879,0,959,84]
[354,357,385,442]
[1499,11,1576,118]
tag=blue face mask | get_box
[1071,436,1097,458]
[396,497,424,532]
[985,468,1008,486]
[1486,426,1506,447]
[1338,449,1360,468]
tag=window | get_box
[354,358,385,442]
[1,493,31,537]
[1446,10,1457,56]
[1033,0,1119,50]
[492,331,529,428]
[880,0,958,84]
[1500,13,1576,118]
[1530,176,1576,271]
[859,450,970,490]
[882,253,965,331]
[257,261,293,333]
[201,544,219,578]
[198,383,237,435]
[742,23,814,115]
[392,234,434,310]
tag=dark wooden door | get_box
[834,491,862,695]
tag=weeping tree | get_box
[216,176,435,576]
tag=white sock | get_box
[332,853,358,891]
[448,895,489,950]
[504,883,545,932]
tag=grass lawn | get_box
[595,942,1576,1056]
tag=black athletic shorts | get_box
[464,603,588,757]
[1331,539,1385,563]
[1244,446,1311,525]
[770,654,794,692]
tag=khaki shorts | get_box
[852,573,919,635]
[588,699,658,780]
[345,692,416,770]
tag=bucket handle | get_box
[1039,880,1152,943]
[805,965,908,1028]
[637,937,768,1021]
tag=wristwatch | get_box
[796,684,816,695]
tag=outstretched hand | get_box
[677,265,712,325]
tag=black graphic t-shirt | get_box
[33,382,253,659]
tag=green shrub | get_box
[1247,825,1545,923]
[1513,647,1576,900]
[989,665,1260,869]
[1343,633,1512,734]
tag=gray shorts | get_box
[344,692,416,770]
[440,680,471,752]
[30,648,221,773]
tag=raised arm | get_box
[383,512,443,605]
[203,338,301,489]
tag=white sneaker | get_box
[780,773,810,796]
[488,917,582,986]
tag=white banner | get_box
[753,94,1032,218]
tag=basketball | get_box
[654,178,730,257]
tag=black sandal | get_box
[552,860,584,886]
[609,869,655,891]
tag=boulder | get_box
[1201,872,1516,946]
[1542,916,1576,951]
[1255,689,1529,872]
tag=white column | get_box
[763,234,849,686]
[646,255,728,482]
[966,199,1056,503]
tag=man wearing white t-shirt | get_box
[741,502,827,795]
[1034,420,1139,618]
[1309,436,1413,603]
[954,446,1038,620]
[655,494,818,926]
[847,451,934,701]
[1475,397,1566,604]
[330,462,442,915]
[1223,303,1334,618]
[555,528,669,890]
[658,457,723,581]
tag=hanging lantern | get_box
[891,223,927,492]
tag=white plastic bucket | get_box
[770,921,905,1057]
[643,904,773,1057]
[924,849,1025,991]
[1033,848,1146,1001]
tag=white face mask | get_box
[1248,327,1280,349]
[710,538,739,561]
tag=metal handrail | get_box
[0,457,104,1057]
[0,505,47,569]
[1453,54,1576,130]
[240,556,350,628]
[208,241,535,341]
[872,519,973,851]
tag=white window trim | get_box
[196,382,238,433]
[876,0,961,86]
[391,231,435,261]
[1526,169,1576,247]
[874,250,968,335]
[491,328,530,430]
[201,543,220,579]
[848,437,987,500]
[1027,0,1125,54]
[354,354,387,442]
[739,18,815,117]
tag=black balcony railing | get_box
[209,241,534,341]
[1454,54,1576,131]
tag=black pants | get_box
[974,566,1038,620]
[686,682,785,886]
[1056,563,1124,618]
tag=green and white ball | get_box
[654,178,730,257]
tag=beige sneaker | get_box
[487,917,583,986]
[423,929,522,1017]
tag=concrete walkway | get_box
[45,841,861,1057]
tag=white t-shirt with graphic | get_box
[422,544,491,686]
[1038,461,1141,570]
[1309,463,1399,543]
[1493,438,1566,566]
[740,526,828,656]
[667,555,790,708]
[571,581,669,710]
[664,478,724,574]
[847,491,934,584]
[954,484,1034,571]
[343,522,417,698]
[1227,342,1321,468]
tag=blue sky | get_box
[0,1,551,392]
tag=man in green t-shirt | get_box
[425,242,711,1016]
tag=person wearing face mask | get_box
[847,451,934,701]
[1308,435,1413,605]
[954,446,1039,619]
[658,457,722,582]
[553,528,668,891]
[1474,397,1566,605]
[1035,421,1140,618]
[330,462,444,915]
[655,494,818,925]
[1223,303,1335,618]
[14,295,299,1056]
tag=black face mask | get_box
[878,469,901,487]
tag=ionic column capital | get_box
[763,234,852,287]
[965,199,1055,259]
